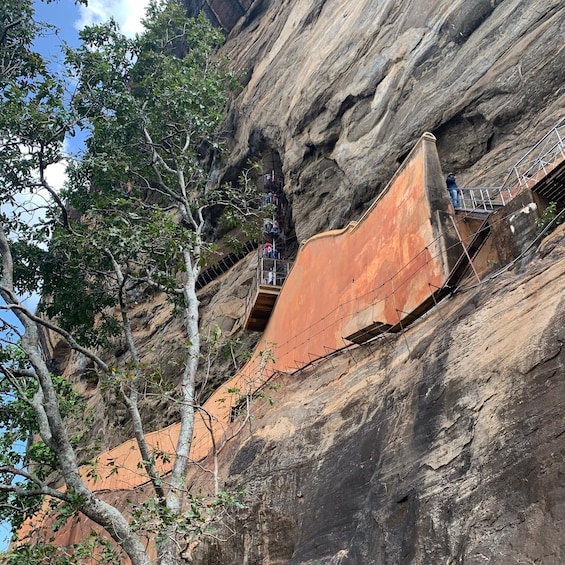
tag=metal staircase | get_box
[502,117,565,202]
[446,117,565,288]
[458,117,565,213]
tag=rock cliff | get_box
[187,3,565,561]
[65,0,564,454]
[189,223,565,564]
[222,0,564,240]
[45,218,565,563]
[40,0,565,561]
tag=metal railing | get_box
[501,117,565,193]
[196,240,259,289]
[457,117,565,212]
[243,256,294,329]
[258,257,293,287]
[458,186,507,211]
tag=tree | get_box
[0,1,259,563]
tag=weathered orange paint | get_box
[16,133,461,553]
[78,133,455,487]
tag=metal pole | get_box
[449,215,481,284]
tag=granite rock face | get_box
[222,0,564,241]
[183,0,253,33]
[191,224,565,564]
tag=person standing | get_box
[263,241,274,258]
[446,173,460,209]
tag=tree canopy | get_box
[0,1,259,563]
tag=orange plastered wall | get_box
[47,134,452,492]
[253,133,447,372]
[16,134,456,552]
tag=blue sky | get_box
[36,0,151,43]
[0,0,150,551]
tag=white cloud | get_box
[75,0,151,38]
[35,136,72,194]
[43,158,68,193]
[0,142,72,318]
[3,138,72,234]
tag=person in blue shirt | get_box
[446,173,460,209]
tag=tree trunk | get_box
[1,226,151,565]
[157,246,201,564]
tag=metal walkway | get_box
[196,239,259,290]
[458,117,565,212]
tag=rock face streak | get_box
[223,0,564,240]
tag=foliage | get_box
[32,0,258,340]
[131,488,246,542]
[39,202,188,346]
[0,0,89,211]
[3,530,120,565]
[535,201,564,234]
[0,1,261,563]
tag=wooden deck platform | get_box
[244,284,282,331]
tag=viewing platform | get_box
[243,257,293,331]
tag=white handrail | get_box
[457,118,565,211]
[500,118,565,192]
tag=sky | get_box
[36,0,151,43]
[30,0,151,182]
[0,0,151,550]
